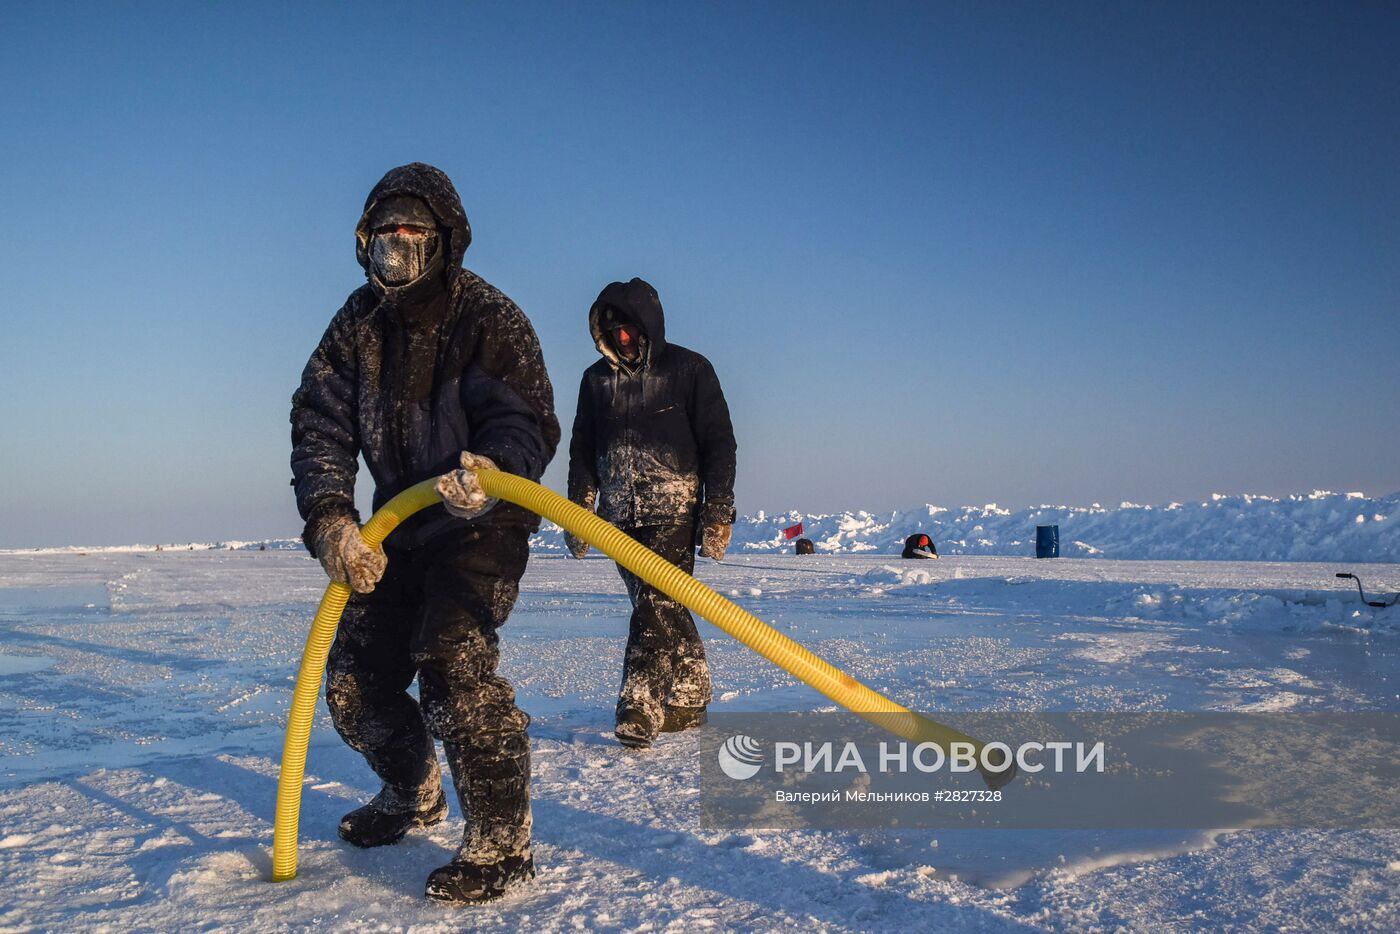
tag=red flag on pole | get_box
[783,522,804,540]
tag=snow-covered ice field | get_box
[2,550,1398,931]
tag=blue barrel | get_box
[1035,525,1059,559]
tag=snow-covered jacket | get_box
[291,163,559,553]
[567,278,737,529]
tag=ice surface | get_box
[1,550,1398,930]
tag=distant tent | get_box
[794,537,815,555]
[902,533,938,559]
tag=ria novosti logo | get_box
[715,734,1102,780]
[717,734,764,780]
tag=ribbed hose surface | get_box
[476,471,981,751]
[272,471,988,882]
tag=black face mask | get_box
[369,229,439,286]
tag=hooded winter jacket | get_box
[567,278,737,529]
[291,163,559,552]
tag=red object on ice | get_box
[783,522,804,540]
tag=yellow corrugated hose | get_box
[272,470,999,882]
[271,479,441,882]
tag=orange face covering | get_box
[613,325,641,359]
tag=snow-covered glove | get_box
[698,502,736,561]
[564,531,589,559]
[564,488,596,559]
[436,452,499,519]
[699,521,732,561]
[313,514,387,594]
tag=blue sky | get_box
[1,2,1396,546]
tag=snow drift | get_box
[531,489,1400,563]
[6,490,1397,564]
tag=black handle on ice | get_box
[1336,572,1399,608]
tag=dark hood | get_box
[355,163,472,278]
[588,277,668,367]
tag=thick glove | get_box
[314,514,387,594]
[564,531,589,559]
[564,488,596,559]
[699,521,732,561]
[436,452,499,519]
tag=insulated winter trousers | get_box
[325,524,532,860]
[614,523,713,730]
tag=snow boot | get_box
[661,704,707,733]
[338,784,448,848]
[614,706,655,749]
[425,852,536,904]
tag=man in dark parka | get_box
[290,163,558,904]
[565,277,738,749]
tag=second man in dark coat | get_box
[565,277,738,749]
